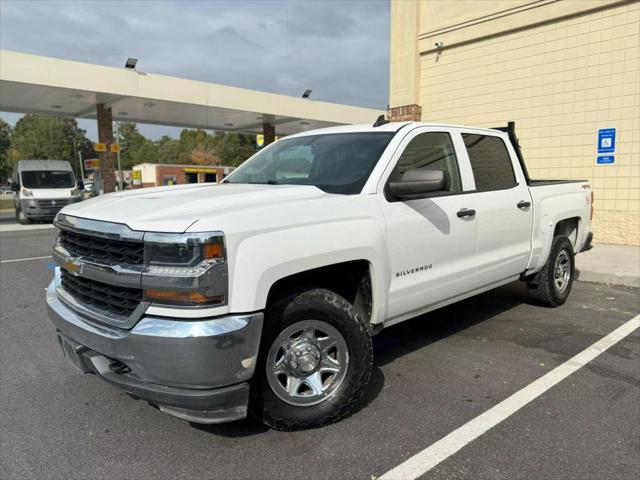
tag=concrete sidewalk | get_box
[576,243,640,288]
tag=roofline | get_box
[0,50,383,128]
[285,121,511,138]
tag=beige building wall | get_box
[390,0,640,245]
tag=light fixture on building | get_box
[125,58,138,70]
[302,89,312,99]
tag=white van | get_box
[11,160,84,224]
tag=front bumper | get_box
[21,198,80,220]
[46,277,263,424]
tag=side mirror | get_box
[388,169,446,198]
[77,180,85,190]
[10,181,20,192]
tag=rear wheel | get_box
[527,235,575,307]
[251,288,372,430]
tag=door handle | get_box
[517,201,531,209]
[457,208,476,218]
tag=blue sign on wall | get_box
[597,128,616,153]
[597,155,615,164]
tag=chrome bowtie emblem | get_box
[63,260,83,276]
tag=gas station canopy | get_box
[0,50,382,135]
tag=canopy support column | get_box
[97,103,116,193]
[263,122,275,146]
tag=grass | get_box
[0,197,15,210]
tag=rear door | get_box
[379,127,478,322]
[461,131,533,286]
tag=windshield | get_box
[21,170,75,189]
[226,132,395,194]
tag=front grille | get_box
[61,269,142,317]
[38,199,69,209]
[59,229,144,265]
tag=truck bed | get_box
[529,179,587,186]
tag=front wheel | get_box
[250,288,372,430]
[16,207,32,225]
[527,235,575,307]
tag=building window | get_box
[162,175,178,186]
[462,134,517,192]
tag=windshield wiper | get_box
[227,180,281,185]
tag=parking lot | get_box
[1,224,638,480]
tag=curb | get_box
[576,269,640,288]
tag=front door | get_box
[380,128,478,322]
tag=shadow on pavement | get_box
[194,281,530,437]
[374,281,529,368]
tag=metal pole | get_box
[78,150,84,183]
[114,122,123,191]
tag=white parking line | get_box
[0,255,52,264]
[379,314,640,480]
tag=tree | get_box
[156,135,180,164]
[0,119,11,183]
[116,122,147,168]
[131,140,159,165]
[176,129,216,164]
[8,115,92,178]
[10,115,73,161]
[212,132,256,167]
[190,144,221,165]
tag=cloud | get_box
[0,0,390,113]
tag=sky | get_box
[0,0,390,140]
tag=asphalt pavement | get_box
[1,228,638,480]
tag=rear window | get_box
[462,134,517,192]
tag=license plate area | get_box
[56,333,91,373]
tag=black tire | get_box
[250,288,373,430]
[527,235,575,307]
[15,207,31,225]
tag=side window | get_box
[389,132,462,194]
[462,134,517,191]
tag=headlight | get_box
[144,233,224,267]
[142,232,227,307]
[21,188,33,197]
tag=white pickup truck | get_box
[47,121,593,430]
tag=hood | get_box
[60,183,328,232]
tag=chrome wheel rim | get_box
[554,250,571,293]
[266,320,349,407]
